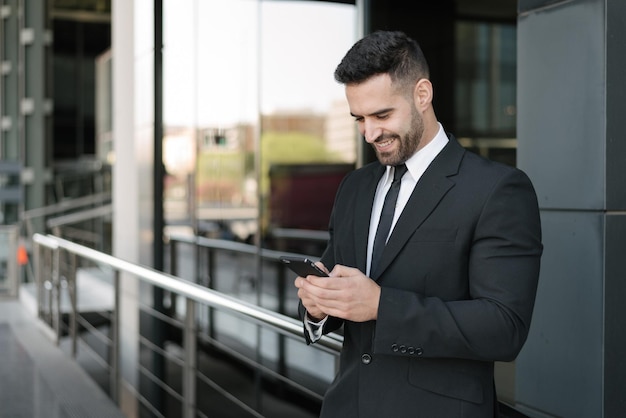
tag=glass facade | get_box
[158,4,358,414]
[161,0,357,256]
[455,20,517,166]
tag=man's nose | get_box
[362,120,382,143]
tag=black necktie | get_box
[371,164,408,276]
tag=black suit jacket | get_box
[304,136,542,418]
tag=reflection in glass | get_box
[162,0,259,242]
[455,21,517,166]
[259,1,357,256]
[162,0,357,252]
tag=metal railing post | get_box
[110,270,120,404]
[44,245,52,323]
[68,252,78,357]
[52,246,61,345]
[207,247,215,339]
[33,240,42,316]
[169,238,178,276]
[277,265,288,378]
[183,297,197,418]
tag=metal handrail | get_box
[21,192,111,242]
[21,192,112,265]
[21,192,111,221]
[32,232,343,418]
[167,231,319,261]
[33,233,343,351]
[46,203,112,229]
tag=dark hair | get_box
[334,31,429,92]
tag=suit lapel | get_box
[372,137,465,279]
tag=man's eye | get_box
[377,114,389,120]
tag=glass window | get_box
[162,0,357,256]
[455,21,517,166]
[162,0,260,242]
[259,1,357,256]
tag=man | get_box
[294,31,542,417]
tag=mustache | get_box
[372,133,400,143]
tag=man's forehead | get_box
[345,75,407,115]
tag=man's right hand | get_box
[295,262,329,320]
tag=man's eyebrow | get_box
[350,107,394,118]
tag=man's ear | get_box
[413,78,433,111]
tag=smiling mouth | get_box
[374,136,397,150]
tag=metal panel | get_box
[0,160,21,203]
[517,1,626,417]
[516,211,604,418]
[1,0,21,160]
[22,0,49,212]
[0,187,21,202]
[517,0,606,211]
[604,213,626,416]
[605,0,626,210]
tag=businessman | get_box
[294,31,542,417]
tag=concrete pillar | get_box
[516,1,626,416]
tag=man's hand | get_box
[294,264,381,322]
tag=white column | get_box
[112,1,140,416]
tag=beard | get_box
[372,107,424,166]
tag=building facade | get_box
[1,0,625,417]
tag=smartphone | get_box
[280,256,328,277]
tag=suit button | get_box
[391,344,399,352]
[416,347,423,356]
[399,345,407,354]
[361,353,372,365]
[408,347,415,355]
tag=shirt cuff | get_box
[304,313,328,343]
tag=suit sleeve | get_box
[373,168,542,362]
